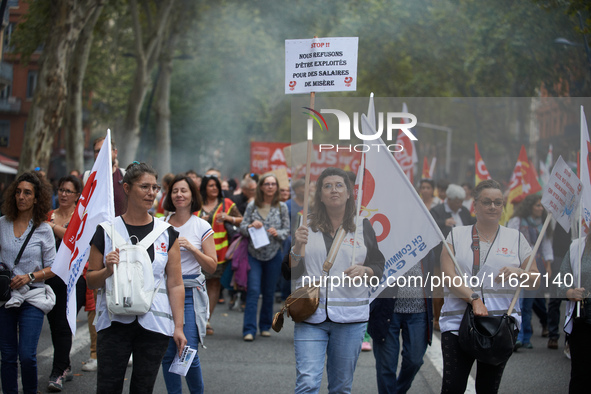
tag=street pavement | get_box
[13,296,572,393]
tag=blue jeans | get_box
[0,302,45,394]
[518,295,547,344]
[162,288,204,394]
[372,312,428,394]
[243,252,282,336]
[294,321,366,394]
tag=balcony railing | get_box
[0,96,20,112]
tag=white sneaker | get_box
[81,358,97,372]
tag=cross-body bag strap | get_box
[13,226,37,268]
[321,227,347,276]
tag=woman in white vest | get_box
[439,179,537,393]
[558,234,591,393]
[87,162,186,394]
[160,174,217,394]
[289,167,385,393]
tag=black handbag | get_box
[454,225,518,366]
[459,303,518,366]
[0,267,11,301]
[0,226,37,302]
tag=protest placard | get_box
[541,155,583,231]
[285,37,358,94]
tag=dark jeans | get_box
[373,312,428,394]
[441,331,507,394]
[46,275,86,376]
[568,319,591,393]
[97,320,170,394]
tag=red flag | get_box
[507,145,542,206]
[421,157,430,179]
[474,143,491,186]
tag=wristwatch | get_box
[470,292,480,304]
[28,272,35,283]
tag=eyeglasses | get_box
[58,188,77,196]
[263,182,277,187]
[322,182,346,192]
[478,199,503,208]
[134,183,161,193]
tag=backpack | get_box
[99,219,171,316]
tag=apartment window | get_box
[0,120,9,148]
[0,84,10,99]
[26,70,37,98]
[3,22,15,50]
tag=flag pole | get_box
[576,202,583,317]
[507,213,553,315]
[300,91,315,257]
[351,152,365,265]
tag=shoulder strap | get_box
[14,226,36,268]
[138,220,172,249]
[321,227,347,276]
[471,225,480,276]
[99,219,127,249]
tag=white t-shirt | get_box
[164,214,213,275]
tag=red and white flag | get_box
[580,107,591,233]
[357,114,443,298]
[475,143,491,186]
[394,103,418,183]
[52,130,115,334]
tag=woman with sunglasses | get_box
[87,162,186,394]
[45,175,87,391]
[197,174,242,335]
[239,173,289,341]
[439,180,537,393]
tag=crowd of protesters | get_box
[0,139,586,394]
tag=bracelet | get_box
[290,246,301,257]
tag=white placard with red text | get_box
[541,155,583,231]
[285,37,358,94]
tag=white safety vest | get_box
[440,225,529,333]
[95,217,175,336]
[298,224,370,324]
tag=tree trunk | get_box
[18,0,104,174]
[117,0,175,167]
[65,3,104,173]
[153,36,178,176]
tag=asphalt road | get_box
[7,296,572,393]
